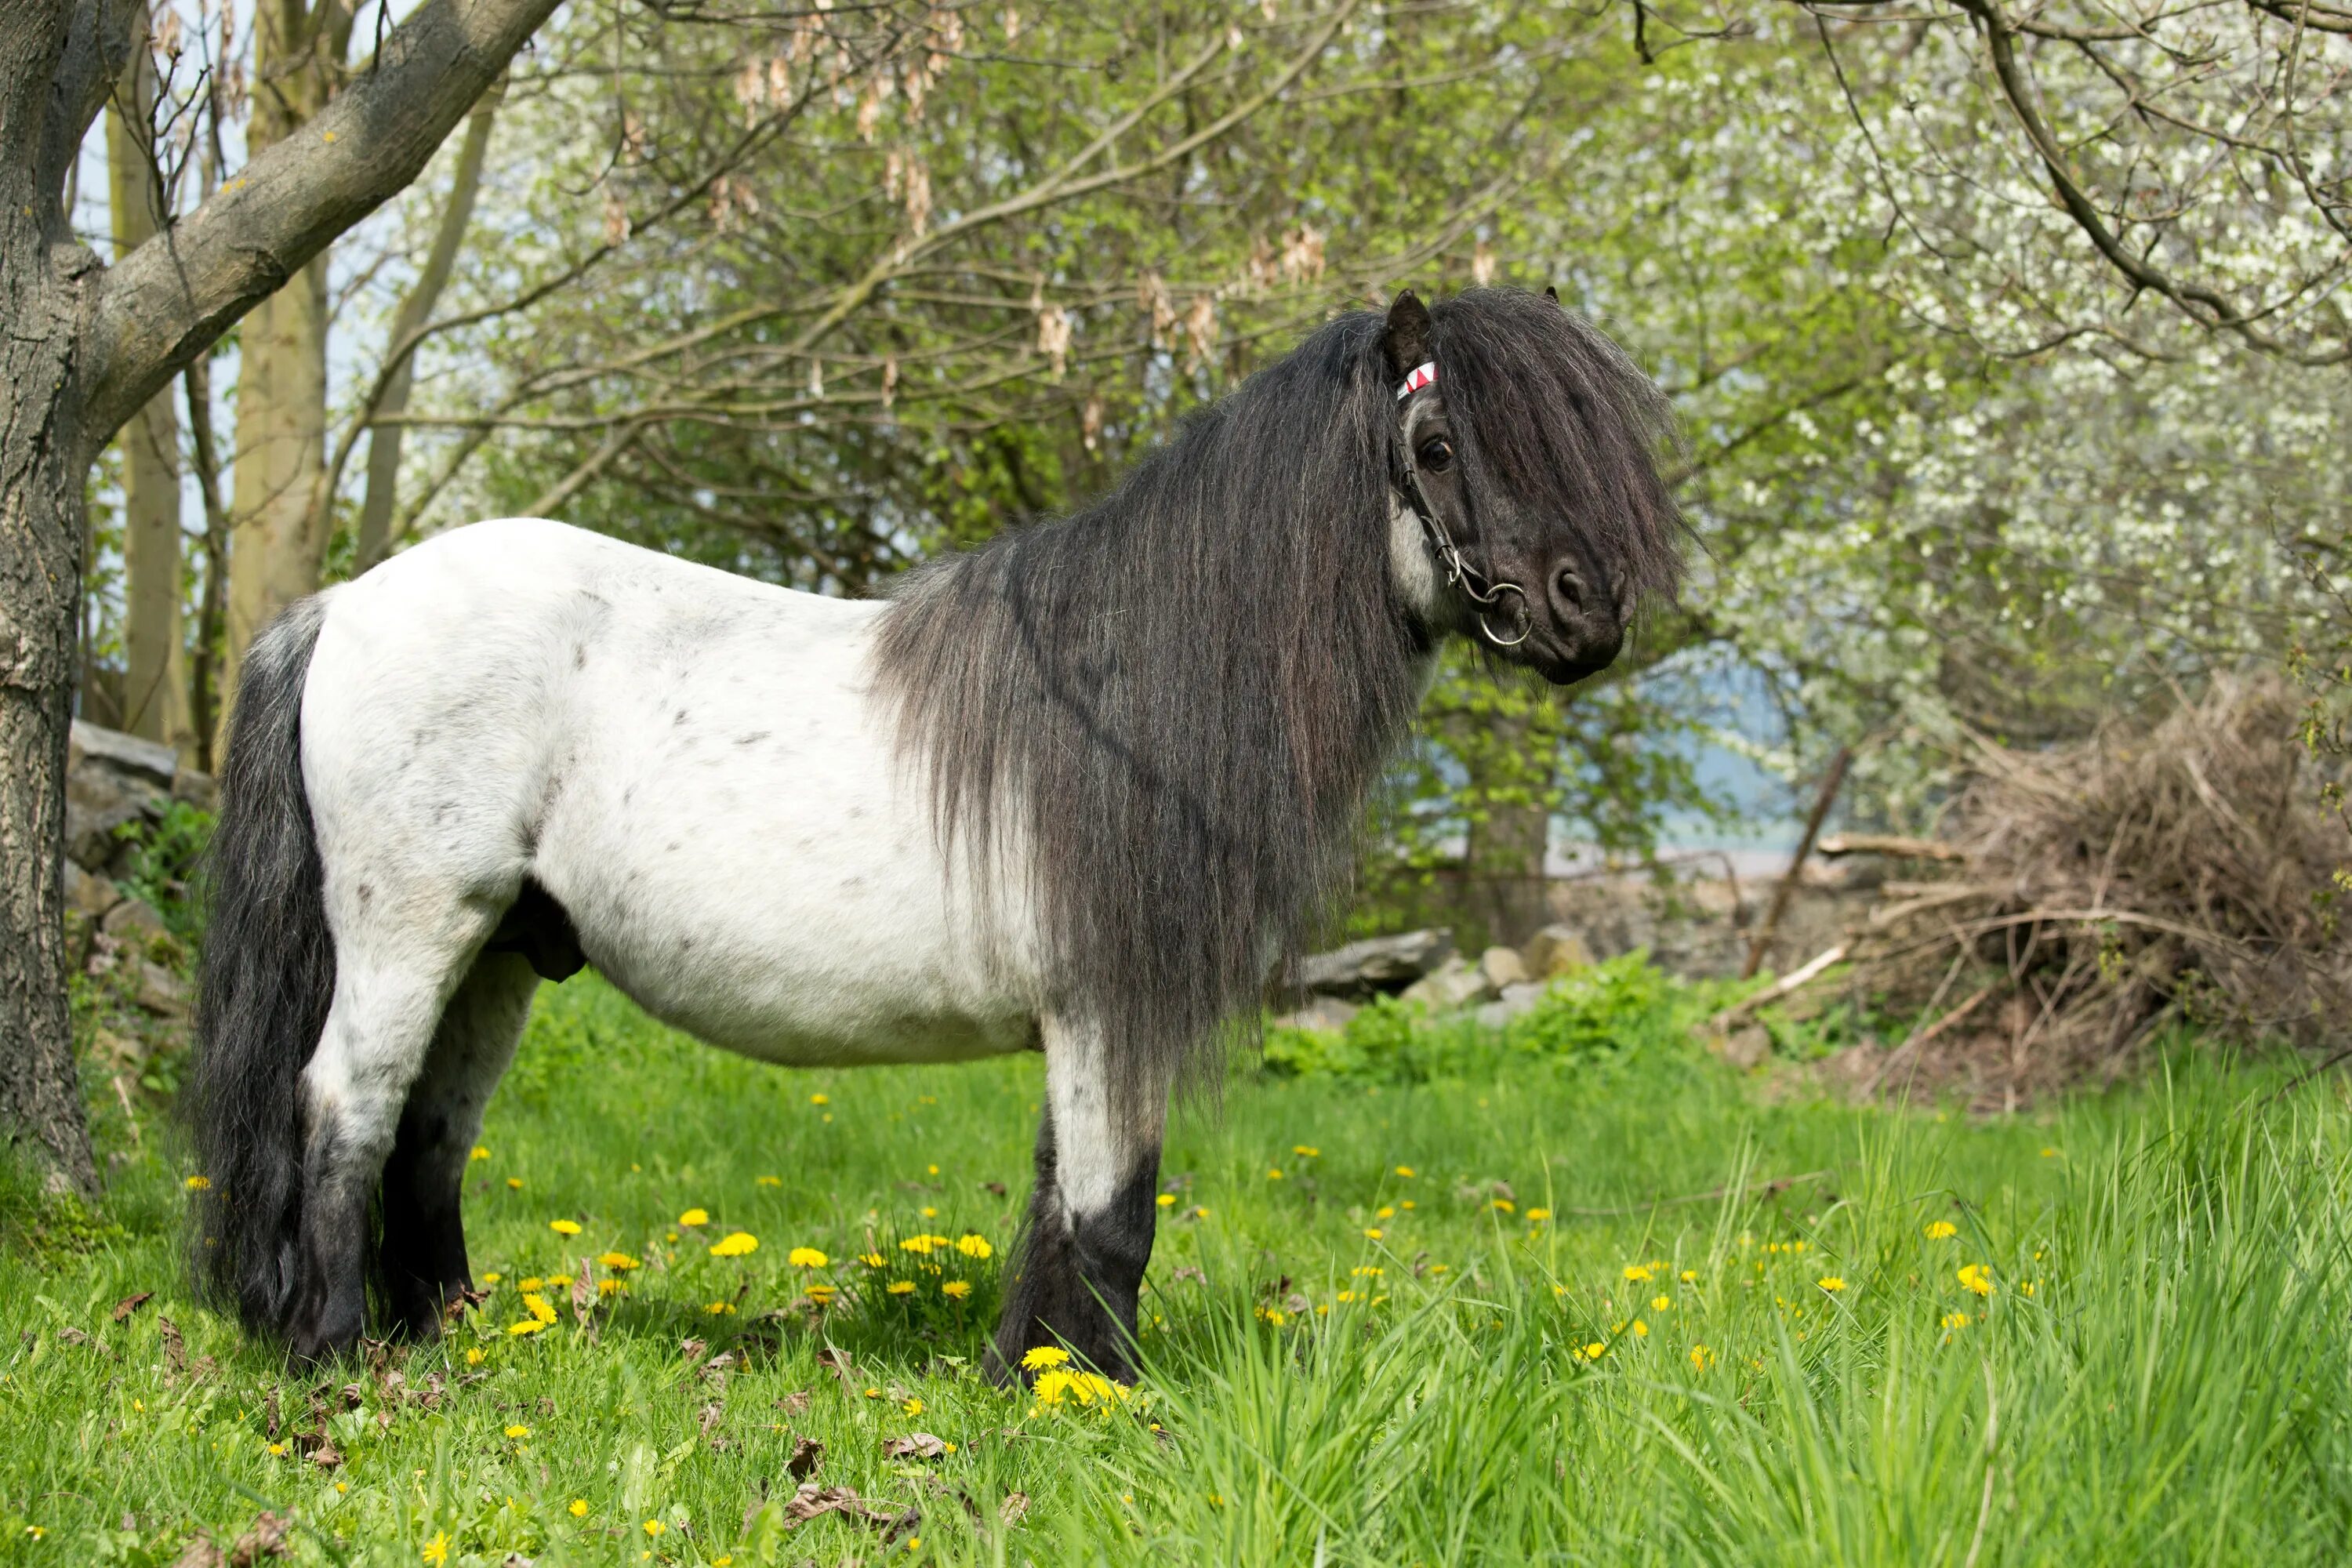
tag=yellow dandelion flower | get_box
[644,1519,663,1537]
[423,1533,450,1565]
[709,1231,759,1258]
[1680,1269,1697,1283]
[518,1276,543,1291]
[787,1247,829,1269]
[599,1251,640,1271]
[902,1397,924,1415]
[482,1272,502,1283]
[569,1500,589,1518]
[1022,1345,1072,1370]
[2039,1146,2059,1159]
[504,1424,530,1439]
[1154,1193,1176,1208]
[1526,1207,1551,1221]
[1293,1145,1320,1157]
[184,1174,212,1191]
[678,1207,710,1227]
[597,1279,626,1297]
[858,1252,887,1267]
[1622,1265,1652,1283]
[1924,1221,1958,1240]
[470,1146,490,1162]
[942,1279,972,1300]
[267,1441,287,1456]
[1651,1294,1671,1311]
[757,1174,782,1187]
[1492,1198,1516,1213]
[1583,1341,1607,1359]
[1940,1311,1971,1330]
[506,1178,522,1190]
[955,1234,992,1259]
[1352,1265,1383,1277]
[706,1301,736,1315]
[804,1284,837,1303]
[1690,1344,1715,1370]
[808,1094,829,1105]
[1033,1369,1128,1407]
[508,1319,544,1337]
[1337,1290,1356,1302]
[1375,1205,1395,1220]
[466,1347,485,1366]
[524,1292,557,1323]
[1363,1228,1384,1240]
[887,1280,916,1296]
[1818,1276,1847,1293]
[1632,1319,1650,1338]
[1395,1166,1415,1178]
[1958,1264,1994,1297]
[546,1274,572,1288]
[920,1206,938,1218]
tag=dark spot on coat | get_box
[735,731,771,746]
[356,884,373,906]
[674,708,689,726]
[575,645,588,669]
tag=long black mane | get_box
[874,290,1682,1092]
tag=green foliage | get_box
[109,800,214,940]
[13,975,2352,1562]
[1265,952,1721,1084]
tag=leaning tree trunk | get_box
[0,122,101,1196]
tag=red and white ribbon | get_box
[1395,361,1437,401]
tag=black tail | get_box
[187,596,336,1339]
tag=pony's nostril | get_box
[1554,567,1585,611]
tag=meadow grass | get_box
[6,973,2352,1566]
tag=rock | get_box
[1272,996,1359,1034]
[132,960,190,1018]
[172,766,218,811]
[102,896,171,949]
[1521,924,1595,978]
[67,721,175,869]
[65,861,122,919]
[1399,955,1496,1011]
[1473,982,1546,1030]
[1478,946,1528,989]
[1713,1023,1771,1070]
[1294,929,1455,997]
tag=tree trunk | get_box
[354,92,496,572]
[1465,794,1552,950]
[106,17,188,754]
[223,0,350,704]
[0,41,101,1193]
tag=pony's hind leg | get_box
[379,953,539,1339]
[989,1016,1171,1385]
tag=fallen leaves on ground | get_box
[884,1432,946,1460]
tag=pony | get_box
[187,287,1685,1380]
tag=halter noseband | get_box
[1392,361,1534,648]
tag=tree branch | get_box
[79,0,561,446]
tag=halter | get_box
[1392,361,1534,648]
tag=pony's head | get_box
[1381,287,1685,685]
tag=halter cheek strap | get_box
[1392,362,1534,648]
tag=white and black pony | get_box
[187,288,1685,1380]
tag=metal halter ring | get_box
[1394,426,1534,651]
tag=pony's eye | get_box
[1417,437,1454,473]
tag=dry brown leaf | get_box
[882,1432,945,1461]
[697,1400,725,1436]
[998,1490,1030,1526]
[680,1336,708,1362]
[815,1347,858,1389]
[571,1261,593,1321]
[112,1290,154,1321]
[225,1510,289,1565]
[158,1315,185,1372]
[787,1434,824,1479]
[776,1389,812,1417]
[169,1536,225,1568]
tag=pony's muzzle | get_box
[1537,557,1624,683]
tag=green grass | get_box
[8,973,2352,1566]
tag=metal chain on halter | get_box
[1392,361,1534,648]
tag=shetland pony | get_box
[188,288,1684,1378]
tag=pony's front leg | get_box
[989,1015,1170,1386]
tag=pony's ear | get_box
[1382,290,1434,378]
[1544,284,1560,305]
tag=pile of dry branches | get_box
[1818,677,2351,1104]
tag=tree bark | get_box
[354,90,496,572]
[223,0,350,704]
[106,12,187,753]
[0,0,561,1194]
